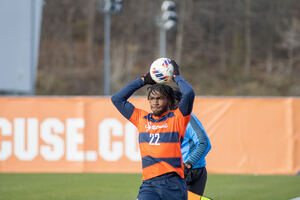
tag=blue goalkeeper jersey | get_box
[181,113,211,169]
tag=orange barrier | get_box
[0,97,299,174]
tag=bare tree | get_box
[280,18,300,74]
[244,0,252,73]
[86,0,97,64]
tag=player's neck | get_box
[152,110,170,119]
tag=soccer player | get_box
[173,89,211,197]
[111,60,195,200]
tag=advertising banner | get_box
[0,97,299,174]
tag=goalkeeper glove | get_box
[142,72,156,85]
[171,60,180,76]
[184,162,193,184]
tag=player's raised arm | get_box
[111,73,155,120]
[171,60,195,116]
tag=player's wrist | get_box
[185,162,192,169]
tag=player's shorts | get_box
[187,167,207,196]
[137,172,187,200]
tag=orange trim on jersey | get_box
[139,143,182,158]
[142,162,184,180]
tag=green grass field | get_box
[0,173,299,200]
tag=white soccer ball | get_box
[150,57,174,83]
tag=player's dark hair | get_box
[173,88,182,102]
[147,84,175,107]
[170,87,182,110]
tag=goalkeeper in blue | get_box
[173,89,212,196]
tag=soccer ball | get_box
[150,57,174,83]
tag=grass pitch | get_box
[0,173,299,200]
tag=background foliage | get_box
[36,0,300,96]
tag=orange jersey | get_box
[129,107,191,180]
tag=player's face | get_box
[148,91,170,116]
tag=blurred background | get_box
[1,1,300,199]
[1,0,300,96]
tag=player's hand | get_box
[142,72,156,85]
[184,163,193,184]
[171,60,180,76]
